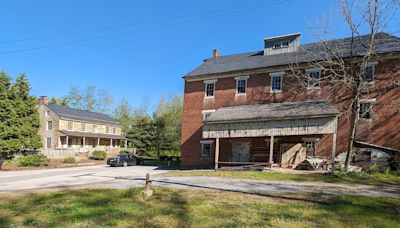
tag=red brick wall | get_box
[181,58,400,167]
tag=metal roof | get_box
[185,33,400,78]
[204,100,339,123]
[46,104,119,125]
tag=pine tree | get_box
[13,75,42,150]
[0,72,41,161]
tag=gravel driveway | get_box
[1,167,399,198]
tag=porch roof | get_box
[203,100,339,138]
[59,130,126,140]
[204,100,339,124]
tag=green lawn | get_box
[162,170,400,186]
[1,188,399,227]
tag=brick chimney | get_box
[212,49,219,58]
[38,96,48,105]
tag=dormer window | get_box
[235,76,249,96]
[204,79,217,98]
[272,40,289,49]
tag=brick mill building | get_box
[38,96,125,157]
[181,33,400,168]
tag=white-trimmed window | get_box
[204,79,217,98]
[202,109,216,120]
[303,138,319,156]
[270,72,283,92]
[200,140,213,159]
[67,121,73,131]
[106,126,110,134]
[113,127,117,134]
[93,125,98,133]
[47,121,52,131]
[363,62,377,83]
[46,138,52,149]
[272,40,289,49]
[307,69,321,89]
[359,99,375,119]
[45,110,51,117]
[235,76,249,95]
[81,123,86,132]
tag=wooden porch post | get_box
[83,137,86,148]
[110,139,113,148]
[214,138,220,171]
[331,132,337,169]
[124,139,128,148]
[97,138,100,148]
[269,135,274,165]
[66,136,69,148]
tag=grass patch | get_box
[0,188,399,227]
[162,170,400,187]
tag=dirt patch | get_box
[1,158,104,171]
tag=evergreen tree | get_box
[0,72,41,159]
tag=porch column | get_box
[331,132,337,168]
[269,135,274,164]
[214,138,220,171]
[124,139,128,148]
[83,137,86,148]
[110,139,113,148]
[66,136,69,149]
[97,138,100,148]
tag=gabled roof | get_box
[185,33,400,78]
[46,104,119,125]
[204,100,339,123]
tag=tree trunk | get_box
[345,97,360,169]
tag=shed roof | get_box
[46,104,119,125]
[185,33,400,78]
[204,100,339,123]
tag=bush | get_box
[90,151,107,160]
[119,150,129,155]
[18,154,50,167]
[64,157,76,164]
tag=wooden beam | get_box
[269,135,274,164]
[214,138,220,171]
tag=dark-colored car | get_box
[107,154,144,167]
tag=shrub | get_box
[18,154,50,167]
[119,150,129,155]
[90,151,107,160]
[64,157,76,164]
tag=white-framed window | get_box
[106,126,110,134]
[202,109,216,121]
[363,61,377,83]
[235,76,249,95]
[359,99,375,119]
[272,40,289,49]
[67,121,73,131]
[204,79,217,98]
[46,138,52,149]
[307,69,321,89]
[270,72,283,92]
[113,127,117,134]
[45,110,51,117]
[200,140,213,159]
[93,125,98,133]
[303,138,319,156]
[81,123,86,132]
[47,121,52,131]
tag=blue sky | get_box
[0,0,398,111]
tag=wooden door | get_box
[231,141,251,162]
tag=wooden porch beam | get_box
[269,135,274,164]
[214,137,220,171]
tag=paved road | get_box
[0,165,169,193]
[1,166,399,198]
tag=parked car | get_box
[107,154,144,167]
